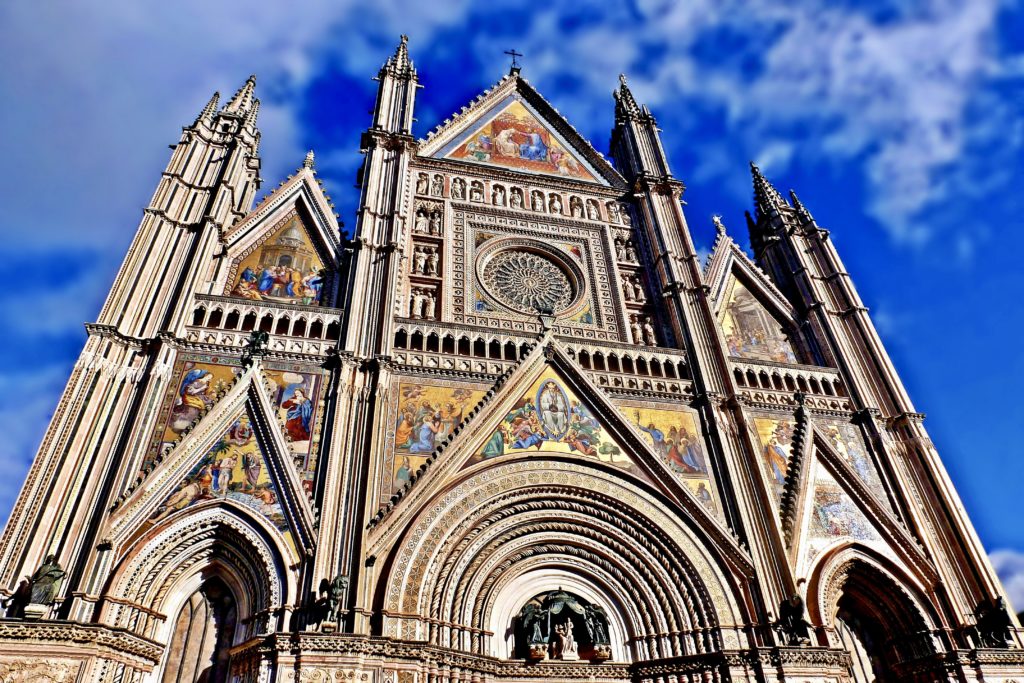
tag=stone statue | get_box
[413,246,427,274]
[615,238,627,261]
[553,620,579,660]
[570,198,583,218]
[774,594,812,646]
[549,195,562,214]
[414,211,428,233]
[975,597,1013,648]
[622,279,634,301]
[451,178,465,200]
[642,318,657,346]
[492,186,505,206]
[410,289,425,319]
[470,183,484,202]
[625,241,638,262]
[632,279,645,302]
[426,249,439,276]
[429,212,442,235]
[424,291,436,319]
[532,191,544,211]
[510,189,523,208]
[607,202,620,223]
[416,173,429,195]
[629,316,643,344]
[29,555,65,606]
[587,201,600,220]
[430,175,443,196]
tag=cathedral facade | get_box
[0,37,1021,683]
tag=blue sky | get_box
[1,1,1023,604]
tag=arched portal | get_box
[161,576,236,683]
[374,460,748,664]
[809,547,942,683]
[100,505,293,651]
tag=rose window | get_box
[482,250,574,314]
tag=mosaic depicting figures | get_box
[821,421,888,503]
[151,358,324,499]
[228,213,326,305]
[444,98,597,181]
[151,412,291,540]
[752,417,796,500]
[720,279,799,363]
[628,405,718,515]
[392,383,487,491]
[472,370,632,470]
[808,469,877,541]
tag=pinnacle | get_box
[614,73,641,120]
[303,149,316,169]
[382,34,416,79]
[194,91,220,126]
[223,74,257,114]
[749,161,788,220]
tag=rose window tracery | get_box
[482,251,574,314]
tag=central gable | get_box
[419,74,622,187]
[468,367,635,472]
[436,95,599,182]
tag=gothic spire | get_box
[789,189,815,227]
[303,149,316,169]
[750,161,788,221]
[223,74,257,114]
[194,91,220,126]
[381,34,416,80]
[243,97,261,129]
[614,73,642,121]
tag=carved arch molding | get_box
[376,460,749,661]
[99,505,290,644]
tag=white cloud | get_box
[990,549,1024,615]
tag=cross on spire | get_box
[504,48,523,74]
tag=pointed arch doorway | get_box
[161,576,237,683]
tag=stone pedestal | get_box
[22,603,49,620]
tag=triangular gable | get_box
[144,356,327,506]
[108,365,317,561]
[224,210,329,306]
[437,95,600,182]
[797,462,884,574]
[419,74,623,187]
[367,340,744,567]
[466,366,638,473]
[788,435,936,584]
[217,164,343,306]
[706,233,795,322]
[149,407,297,548]
[718,277,801,364]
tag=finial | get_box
[712,214,726,235]
[303,150,316,169]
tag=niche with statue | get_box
[514,589,612,663]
